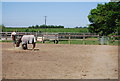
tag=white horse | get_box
[16,35,36,50]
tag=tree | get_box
[88,2,120,36]
[35,25,39,28]
[25,29,29,32]
[0,24,6,32]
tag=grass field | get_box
[40,40,119,45]
[4,27,89,33]
[1,39,119,45]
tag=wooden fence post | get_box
[68,34,71,44]
[42,34,44,43]
[98,35,100,45]
[5,32,7,41]
[83,34,85,45]
[36,32,38,39]
[107,36,109,45]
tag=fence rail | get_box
[0,32,119,45]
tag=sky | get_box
[2,1,109,28]
[0,2,2,26]
[1,0,110,2]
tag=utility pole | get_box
[44,16,47,33]
[44,16,47,25]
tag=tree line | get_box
[28,25,64,28]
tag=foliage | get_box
[28,25,64,28]
[5,27,89,33]
[0,24,6,32]
[88,2,120,36]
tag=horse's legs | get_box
[22,44,28,50]
[32,43,36,50]
[22,44,24,49]
[26,44,28,49]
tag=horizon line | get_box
[5,25,88,28]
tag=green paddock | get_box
[1,40,119,45]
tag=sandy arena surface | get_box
[0,43,2,80]
[1,42,118,79]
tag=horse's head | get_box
[16,38,22,47]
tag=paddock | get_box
[1,42,118,79]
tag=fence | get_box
[0,32,119,45]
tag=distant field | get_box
[5,27,89,33]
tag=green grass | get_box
[70,40,99,45]
[5,27,89,33]
[37,40,119,45]
[58,40,70,44]
[108,40,119,45]
[1,39,119,45]
[0,40,13,42]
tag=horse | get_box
[16,35,36,50]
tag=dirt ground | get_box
[1,42,118,79]
[0,43,2,80]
